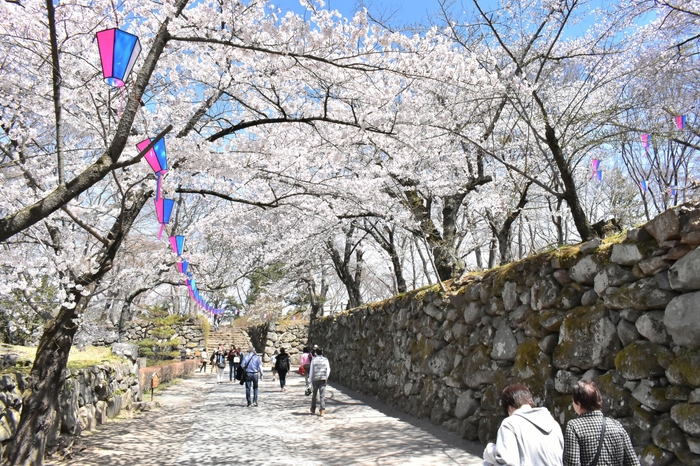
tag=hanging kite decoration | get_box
[96,28,142,116]
[640,180,648,194]
[137,136,169,201]
[169,235,185,256]
[591,159,603,182]
[154,198,175,239]
[675,115,687,130]
[641,133,650,150]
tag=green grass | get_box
[1,344,126,373]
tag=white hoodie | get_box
[483,405,564,466]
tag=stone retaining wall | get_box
[248,322,308,365]
[120,318,205,352]
[0,361,140,458]
[311,205,700,466]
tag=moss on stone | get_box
[513,339,552,401]
[596,372,633,417]
[665,350,700,388]
[615,341,674,380]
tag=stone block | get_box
[636,311,671,345]
[664,292,700,349]
[640,444,676,466]
[514,339,552,401]
[633,403,657,430]
[603,278,678,311]
[689,438,700,455]
[553,269,572,286]
[615,341,674,380]
[665,245,692,261]
[580,238,602,254]
[581,289,599,306]
[668,247,700,291]
[463,302,483,325]
[538,334,558,354]
[554,304,620,370]
[666,386,691,401]
[665,351,700,387]
[597,372,633,417]
[454,390,478,420]
[491,321,517,361]
[628,228,653,242]
[502,281,518,311]
[617,319,641,347]
[652,417,686,453]
[611,244,646,266]
[570,255,603,285]
[645,209,681,244]
[671,403,700,436]
[530,277,561,310]
[639,257,671,276]
[554,370,578,394]
[633,382,676,412]
[594,264,637,295]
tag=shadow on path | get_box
[46,370,484,466]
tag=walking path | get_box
[49,368,484,465]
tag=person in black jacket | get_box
[274,347,291,392]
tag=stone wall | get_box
[0,361,141,458]
[120,318,205,352]
[249,322,309,365]
[138,359,199,389]
[311,205,700,466]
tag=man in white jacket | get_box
[483,384,564,466]
[309,347,330,416]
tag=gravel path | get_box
[49,368,485,465]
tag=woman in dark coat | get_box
[274,347,291,392]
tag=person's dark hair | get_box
[501,384,535,413]
[315,348,324,356]
[303,347,309,353]
[279,347,286,354]
[573,380,602,412]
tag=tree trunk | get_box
[543,123,594,241]
[4,189,150,465]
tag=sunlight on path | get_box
[48,369,484,466]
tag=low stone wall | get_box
[121,318,205,352]
[249,322,308,365]
[0,361,140,458]
[138,359,199,389]
[311,206,700,466]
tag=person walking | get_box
[233,347,241,381]
[214,348,227,384]
[309,347,330,416]
[564,380,640,466]
[227,345,236,382]
[241,347,263,407]
[270,350,279,382]
[199,349,208,373]
[274,347,291,392]
[300,347,312,395]
[482,384,563,466]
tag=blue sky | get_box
[270,0,443,27]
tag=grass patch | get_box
[0,344,126,373]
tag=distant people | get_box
[209,350,216,373]
[227,346,236,382]
[241,347,263,407]
[274,347,291,392]
[564,380,639,466]
[483,384,563,466]
[199,349,208,373]
[214,348,227,383]
[233,347,241,380]
[300,347,312,395]
[271,350,279,382]
[309,347,330,416]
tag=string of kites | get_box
[95,27,244,318]
[590,115,688,198]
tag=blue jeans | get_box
[245,373,259,405]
